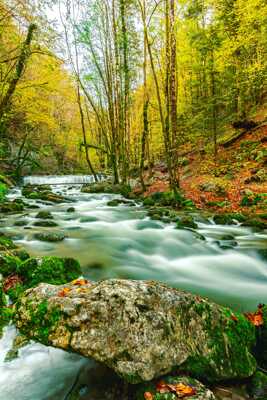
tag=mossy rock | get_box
[17,258,38,281]
[242,218,267,230]
[176,216,197,229]
[34,232,66,242]
[0,234,17,250]
[0,201,24,213]
[107,199,122,207]
[14,219,29,227]
[11,249,30,261]
[248,371,267,400]
[0,254,20,277]
[26,256,81,287]
[213,214,234,225]
[16,280,256,383]
[226,213,247,223]
[143,197,155,206]
[35,211,53,220]
[22,185,66,203]
[0,182,7,202]
[67,207,75,213]
[33,220,58,227]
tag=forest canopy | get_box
[0,0,266,185]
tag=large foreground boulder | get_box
[15,279,256,383]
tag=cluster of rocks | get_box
[22,184,70,203]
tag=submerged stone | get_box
[35,211,54,219]
[34,232,66,242]
[176,216,197,229]
[16,279,256,383]
[33,220,58,227]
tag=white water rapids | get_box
[0,179,266,399]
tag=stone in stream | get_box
[33,220,58,227]
[67,207,75,212]
[22,184,68,203]
[15,279,256,384]
[34,231,66,242]
[35,210,54,219]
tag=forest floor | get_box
[143,122,267,215]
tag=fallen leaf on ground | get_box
[72,278,88,286]
[3,275,23,292]
[144,392,153,400]
[245,304,264,326]
[58,287,71,297]
[155,381,196,398]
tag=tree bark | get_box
[0,23,37,125]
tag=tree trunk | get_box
[0,23,37,126]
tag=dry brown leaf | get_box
[144,392,153,400]
[244,304,264,327]
[72,278,89,286]
[58,287,71,297]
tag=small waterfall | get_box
[23,175,104,186]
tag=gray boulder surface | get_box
[15,279,256,383]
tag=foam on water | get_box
[0,326,88,400]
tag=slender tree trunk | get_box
[0,23,37,125]
[210,49,217,165]
[77,85,99,181]
[119,0,130,183]
[169,0,179,188]
[139,0,149,192]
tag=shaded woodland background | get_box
[0,0,266,187]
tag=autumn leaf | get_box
[3,275,23,292]
[155,381,196,398]
[244,304,264,327]
[72,278,89,286]
[174,383,196,397]
[144,392,153,400]
[58,287,71,297]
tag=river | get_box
[0,179,266,399]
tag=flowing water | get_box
[0,179,267,400]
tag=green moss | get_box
[22,299,62,345]
[0,254,20,277]
[0,298,14,337]
[213,214,234,225]
[0,182,7,202]
[27,256,81,287]
[248,371,267,399]
[7,283,25,303]
[17,258,38,281]
[180,301,256,381]
[0,234,17,250]
[35,211,53,219]
[33,220,58,227]
[176,216,197,229]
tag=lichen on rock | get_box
[15,279,256,383]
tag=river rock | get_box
[33,220,58,227]
[15,279,256,383]
[35,211,54,219]
[34,232,66,242]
